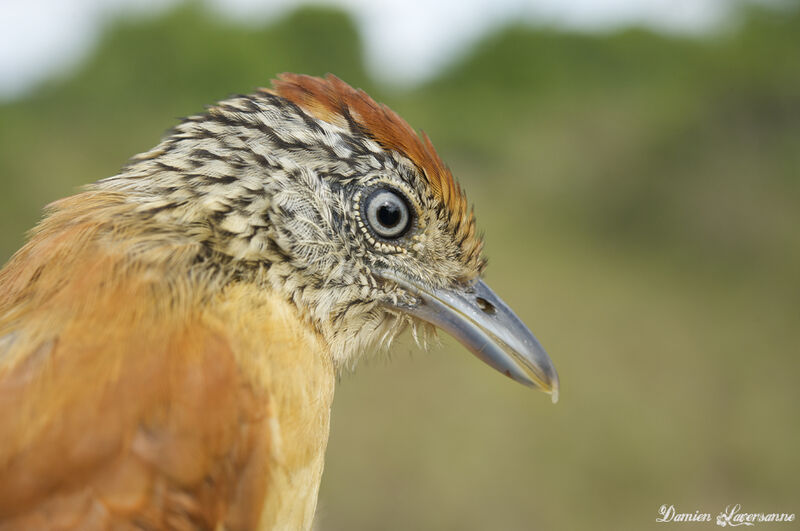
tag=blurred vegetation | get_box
[1,2,798,529]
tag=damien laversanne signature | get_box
[657,504,796,526]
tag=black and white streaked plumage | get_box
[0,73,557,529]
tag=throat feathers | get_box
[0,73,558,530]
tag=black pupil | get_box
[377,201,402,228]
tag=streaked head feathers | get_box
[270,73,481,267]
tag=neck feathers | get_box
[0,191,233,324]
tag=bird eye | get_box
[364,188,412,239]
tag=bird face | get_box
[110,74,558,399]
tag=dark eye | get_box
[364,188,412,239]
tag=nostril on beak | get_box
[475,296,496,315]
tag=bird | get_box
[0,73,558,530]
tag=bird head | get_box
[105,73,558,400]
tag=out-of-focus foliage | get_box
[0,2,798,530]
[416,7,800,276]
[0,3,370,257]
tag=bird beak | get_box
[381,272,559,403]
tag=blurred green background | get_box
[1,2,798,529]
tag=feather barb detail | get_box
[268,73,479,263]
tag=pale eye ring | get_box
[364,188,412,239]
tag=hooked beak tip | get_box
[543,363,560,403]
[549,376,560,404]
[380,271,560,402]
[520,360,559,403]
